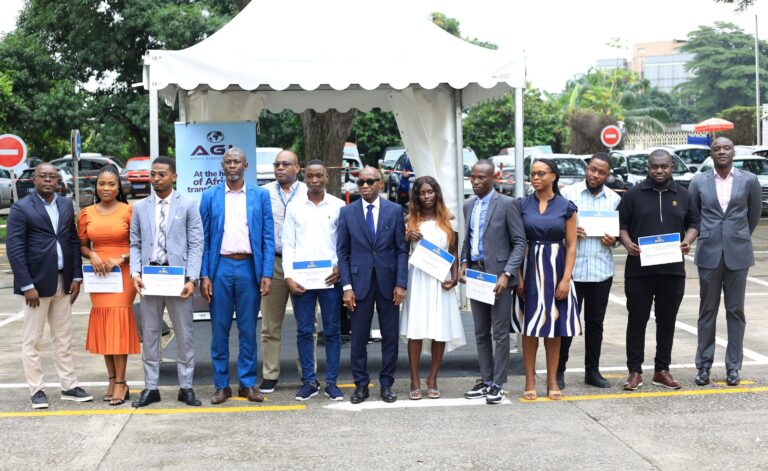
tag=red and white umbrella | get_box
[694,117,734,133]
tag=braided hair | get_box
[534,158,561,196]
[94,164,128,204]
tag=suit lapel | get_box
[481,192,499,239]
[724,169,742,215]
[54,196,69,234]
[245,185,256,239]
[355,199,374,245]
[215,185,225,238]
[165,191,180,234]
[30,194,55,233]
[375,199,388,240]
[705,172,723,216]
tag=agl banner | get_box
[174,121,257,201]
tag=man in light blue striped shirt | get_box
[558,153,621,389]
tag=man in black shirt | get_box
[618,150,699,391]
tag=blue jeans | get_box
[210,257,260,389]
[291,285,342,384]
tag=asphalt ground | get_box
[0,221,768,469]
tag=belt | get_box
[469,260,486,271]
[149,261,169,266]
[221,253,253,260]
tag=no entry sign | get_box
[0,134,27,170]
[600,125,622,148]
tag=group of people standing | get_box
[7,136,758,410]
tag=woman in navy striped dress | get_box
[514,159,580,401]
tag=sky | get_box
[0,0,765,93]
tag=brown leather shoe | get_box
[652,370,682,389]
[238,386,264,402]
[623,372,643,391]
[210,387,232,404]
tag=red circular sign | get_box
[0,134,27,169]
[600,125,622,148]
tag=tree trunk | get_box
[300,109,357,198]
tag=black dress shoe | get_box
[131,388,161,408]
[584,370,611,388]
[556,371,566,390]
[380,386,397,403]
[178,388,202,406]
[726,369,740,386]
[350,385,369,404]
[695,368,711,386]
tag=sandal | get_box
[110,381,130,406]
[409,389,422,400]
[547,389,564,401]
[103,376,116,402]
[522,390,538,401]
[427,388,440,399]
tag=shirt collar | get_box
[225,181,246,193]
[363,196,380,209]
[304,191,330,206]
[36,192,57,206]
[713,167,735,180]
[477,189,495,204]
[155,190,173,205]
[579,181,606,199]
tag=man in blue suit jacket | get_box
[7,163,91,409]
[200,148,274,404]
[337,166,408,403]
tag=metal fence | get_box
[624,132,710,150]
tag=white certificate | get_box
[409,239,455,282]
[83,265,123,293]
[465,269,497,305]
[141,265,186,297]
[638,233,682,267]
[579,210,620,237]
[292,260,334,290]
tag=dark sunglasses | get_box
[356,178,381,187]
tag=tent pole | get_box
[178,89,188,123]
[149,83,159,162]
[453,88,467,309]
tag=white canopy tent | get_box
[142,0,527,224]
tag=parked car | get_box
[494,166,533,197]
[255,147,283,186]
[49,155,132,198]
[386,152,414,206]
[578,154,632,195]
[15,168,95,207]
[610,150,694,188]
[646,145,710,172]
[523,154,588,188]
[378,146,406,172]
[735,145,768,158]
[699,155,768,215]
[0,169,13,208]
[125,156,152,198]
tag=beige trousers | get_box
[22,275,79,395]
[260,257,317,380]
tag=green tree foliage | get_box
[717,105,756,144]
[430,12,461,37]
[679,22,768,119]
[0,0,237,159]
[567,109,617,154]
[715,0,757,10]
[257,110,303,156]
[463,86,565,158]
[349,110,402,166]
[634,88,694,124]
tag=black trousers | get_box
[559,277,613,373]
[625,275,685,374]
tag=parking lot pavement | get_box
[2,225,768,468]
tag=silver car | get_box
[0,169,13,208]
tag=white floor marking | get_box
[0,311,23,327]
[539,360,768,375]
[324,397,513,411]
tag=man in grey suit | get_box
[459,160,526,404]
[129,156,205,406]
[689,137,761,387]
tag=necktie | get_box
[471,199,482,260]
[157,200,168,264]
[366,204,376,241]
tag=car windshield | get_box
[628,154,688,175]
[256,150,280,166]
[552,159,586,176]
[126,159,150,171]
[463,148,478,166]
[735,159,768,176]
[384,149,405,162]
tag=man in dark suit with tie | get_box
[337,166,408,403]
[7,163,92,409]
[200,148,274,404]
[689,137,761,387]
[459,160,526,404]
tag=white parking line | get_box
[325,397,513,411]
[0,311,23,328]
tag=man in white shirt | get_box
[259,150,307,393]
[282,160,345,401]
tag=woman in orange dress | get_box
[78,165,139,406]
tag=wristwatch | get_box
[503,271,512,278]
[186,277,199,286]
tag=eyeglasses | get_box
[356,178,381,187]
[34,173,59,181]
[273,161,296,168]
[530,171,553,179]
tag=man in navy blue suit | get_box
[337,166,408,403]
[200,148,274,405]
[7,163,91,409]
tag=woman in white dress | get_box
[400,176,466,400]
